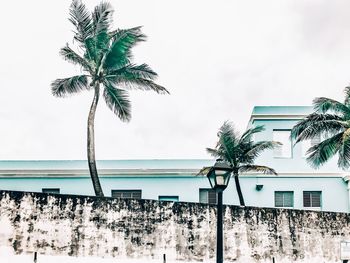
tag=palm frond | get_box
[239,165,277,175]
[240,125,265,143]
[104,27,146,70]
[313,97,350,116]
[206,148,221,158]
[344,85,350,106]
[244,141,281,160]
[197,166,212,176]
[51,75,89,97]
[216,121,240,165]
[306,133,343,168]
[92,1,113,35]
[338,128,350,169]
[291,113,344,143]
[60,44,92,73]
[103,81,131,121]
[108,64,158,80]
[107,75,168,94]
[84,31,110,66]
[69,0,93,44]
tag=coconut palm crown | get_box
[52,0,168,197]
[291,87,350,170]
[200,121,280,206]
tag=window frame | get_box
[274,191,294,208]
[199,188,217,204]
[111,190,142,200]
[303,191,322,208]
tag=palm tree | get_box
[201,122,280,206]
[52,0,168,197]
[291,87,350,169]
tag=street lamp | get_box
[206,159,232,263]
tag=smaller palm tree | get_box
[200,121,280,206]
[291,86,350,169]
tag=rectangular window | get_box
[42,188,60,194]
[158,196,179,202]
[275,191,294,208]
[273,130,292,158]
[199,188,217,204]
[302,135,321,157]
[303,191,321,208]
[111,190,142,199]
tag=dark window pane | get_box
[208,190,217,204]
[275,191,293,207]
[111,190,142,200]
[303,191,321,207]
[199,189,217,204]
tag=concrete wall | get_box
[0,190,349,262]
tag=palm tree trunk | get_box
[233,171,245,206]
[87,83,104,197]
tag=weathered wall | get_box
[0,190,349,262]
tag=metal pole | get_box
[217,191,223,263]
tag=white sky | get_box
[1,0,350,160]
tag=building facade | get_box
[0,106,349,213]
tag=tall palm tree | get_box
[52,0,168,197]
[201,122,280,206]
[291,87,350,169]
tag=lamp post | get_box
[206,159,232,263]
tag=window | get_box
[199,189,217,204]
[158,196,179,202]
[303,191,321,208]
[111,190,142,199]
[273,130,292,158]
[42,188,60,194]
[275,191,293,208]
[302,135,321,157]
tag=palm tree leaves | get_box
[239,165,277,175]
[58,1,167,122]
[207,122,277,172]
[240,125,265,143]
[51,75,89,97]
[313,97,350,116]
[202,122,278,206]
[216,122,240,165]
[103,81,131,121]
[106,64,169,94]
[104,27,146,70]
[60,44,92,73]
[344,86,350,106]
[291,87,350,170]
[92,2,113,35]
[243,141,281,163]
[69,0,93,44]
[291,113,345,143]
[306,133,343,168]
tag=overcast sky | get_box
[1,0,350,160]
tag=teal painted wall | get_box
[0,174,347,212]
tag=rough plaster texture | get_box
[0,190,349,262]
